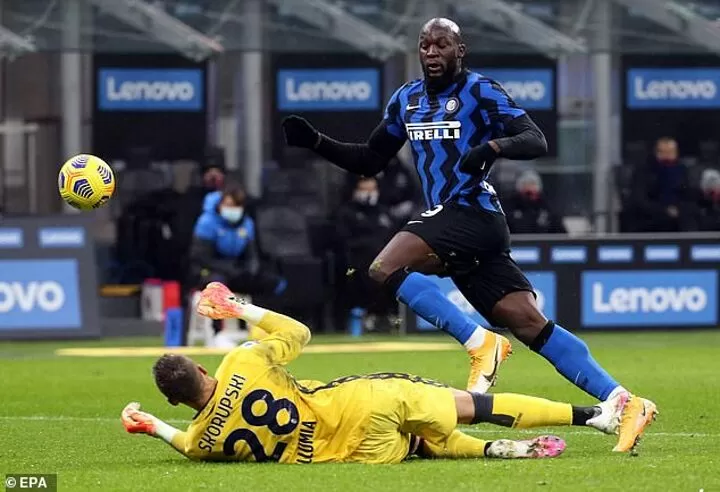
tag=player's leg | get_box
[368,230,479,346]
[418,430,566,460]
[393,378,565,459]
[454,244,632,402]
[494,289,625,400]
[453,389,656,453]
[370,208,511,393]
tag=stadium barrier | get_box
[0,216,100,340]
[406,232,720,332]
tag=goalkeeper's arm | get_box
[237,304,311,365]
[121,402,189,457]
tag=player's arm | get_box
[282,87,407,177]
[235,304,311,365]
[491,113,547,160]
[459,80,547,175]
[121,402,189,457]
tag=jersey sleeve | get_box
[224,308,311,367]
[482,79,527,136]
[382,86,407,140]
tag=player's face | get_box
[419,27,465,85]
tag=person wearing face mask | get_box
[696,168,720,231]
[335,177,398,329]
[189,184,287,345]
[505,170,566,235]
[629,137,695,232]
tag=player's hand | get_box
[458,142,499,177]
[282,115,321,149]
[121,402,157,436]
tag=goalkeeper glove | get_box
[121,402,157,436]
[282,115,322,149]
[458,142,499,178]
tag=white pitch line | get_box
[0,415,716,438]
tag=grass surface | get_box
[2,331,719,491]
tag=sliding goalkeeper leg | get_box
[416,430,565,460]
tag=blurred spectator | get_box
[171,146,228,247]
[696,169,720,231]
[335,177,398,329]
[628,137,696,232]
[189,184,286,302]
[376,157,421,223]
[505,170,567,234]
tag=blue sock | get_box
[396,272,477,345]
[533,323,619,400]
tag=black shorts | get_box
[401,202,534,322]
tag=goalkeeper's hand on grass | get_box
[121,402,158,437]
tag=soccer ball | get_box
[58,154,115,210]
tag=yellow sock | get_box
[421,430,488,459]
[491,393,572,429]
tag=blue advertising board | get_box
[582,270,718,327]
[478,68,554,110]
[626,68,720,109]
[97,68,204,111]
[0,217,100,340]
[416,272,556,330]
[0,259,82,329]
[277,68,380,111]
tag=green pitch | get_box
[2,331,720,491]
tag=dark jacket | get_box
[336,201,396,262]
[631,158,693,218]
[505,192,567,234]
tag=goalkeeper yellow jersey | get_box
[172,311,377,464]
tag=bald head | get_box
[421,17,463,43]
[418,18,465,89]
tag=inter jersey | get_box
[383,70,526,212]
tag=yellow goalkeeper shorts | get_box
[345,377,457,464]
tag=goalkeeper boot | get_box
[466,331,513,393]
[197,282,243,320]
[614,395,657,453]
[486,435,566,459]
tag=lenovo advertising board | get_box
[0,217,100,340]
[582,270,717,327]
[93,54,208,162]
[271,54,384,162]
[622,55,720,158]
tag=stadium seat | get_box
[254,205,329,330]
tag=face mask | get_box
[220,206,243,223]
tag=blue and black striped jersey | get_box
[383,70,525,212]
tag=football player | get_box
[121,282,653,463]
[282,17,657,434]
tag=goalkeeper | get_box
[121,282,652,464]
